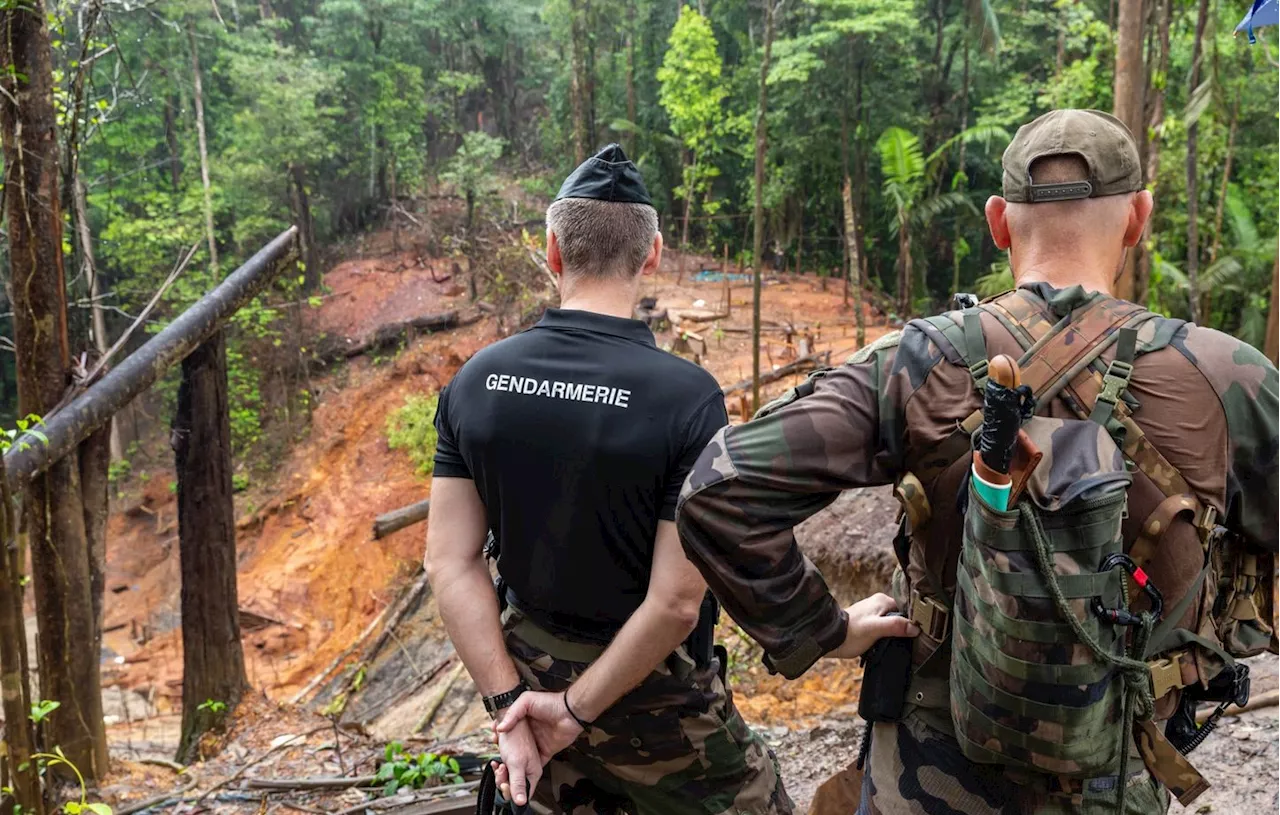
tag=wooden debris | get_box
[721,352,829,396]
[414,662,467,734]
[314,312,473,365]
[372,499,431,540]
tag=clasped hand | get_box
[490,691,584,807]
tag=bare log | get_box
[313,311,465,365]
[373,499,431,539]
[245,775,377,790]
[722,352,829,397]
[3,227,300,490]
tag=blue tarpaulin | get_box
[1236,0,1278,43]
[692,270,753,283]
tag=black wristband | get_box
[563,689,592,730]
[483,680,528,718]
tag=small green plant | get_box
[30,699,59,724]
[107,459,132,484]
[196,699,227,715]
[27,746,113,815]
[231,474,250,492]
[0,414,48,453]
[385,393,440,477]
[375,742,463,796]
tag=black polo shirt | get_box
[433,308,728,642]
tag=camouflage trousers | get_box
[501,607,793,815]
[858,715,1171,815]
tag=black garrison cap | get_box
[554,144,654,208]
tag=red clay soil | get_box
[100,236,893,725]
[103,248,489,712]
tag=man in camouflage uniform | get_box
[426,145,794,814]
[676,109,1279,814]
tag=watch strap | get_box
[482,680,528,716]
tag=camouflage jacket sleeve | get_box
[1183,330,1280,551]
[676,327,945,679]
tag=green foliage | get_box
[658,7,729,209]
[441,131,506,225]
[196,699,228,715]
[375,742,463,796]
[386,394,441,478]
[29,699,60,724]
[231,474,250,493]
[30,747,113,815]
[0,415,48,454]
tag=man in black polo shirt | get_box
[425,145,792,814]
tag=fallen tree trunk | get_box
[4,227,299,491]
[373,499,430,539]
[722,352,829,397]
[313,311,471,365]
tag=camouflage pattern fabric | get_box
[952,415,1132,776]
[858,718,1170,815]
[501,608,793,815]
[676,283,1279,813]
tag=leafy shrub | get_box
[375,742,462,796]
[386,394,440,477]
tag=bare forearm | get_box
[433,559,521,697]
[567,599,698,722]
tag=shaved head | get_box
[1005,155,1134,254]
[986,153,1153,294]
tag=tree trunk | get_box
[79,424,110,663]
[1113,0,1145,302]
[796,202,804,277]
[174,331,249,763]
[164,95,182,192]
[751,0,775,413]
[1265,252,1278,365]
[0,457,43,814]
[953,31,970,297]
[625,10,637,157]
[897,214,913,316]
[722,243,731,317]
[842,176,866,350]
[290,164,321,291]
[1207,88,1241,268]
[0,0,107,782]
[189,20,219,279]
[568,0,588,165]
[678,151,697,284]
[74,175,122,462]
[1202,87,1240,320]
[390,154,400,253]
[1185,0,1209,323]
[1136,0,1172,305]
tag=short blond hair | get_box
[546,198,658,279]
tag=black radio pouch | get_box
[685,594,719,670]
[857,612,914,723]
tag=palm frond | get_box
[1237,303,1267,351]
[876,126,924,187]
[1200,255,1245,290]
[1183,78,1214,128]
[912,190,978,226]
[926,124,1011,179]
[1152,256,1188,288]
[1223,184,1259,253]
[964,0,1001,54]
[976,262,1013,298]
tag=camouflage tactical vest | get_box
[893,290,1276,806]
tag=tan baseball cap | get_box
[1001,109,1142,203]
